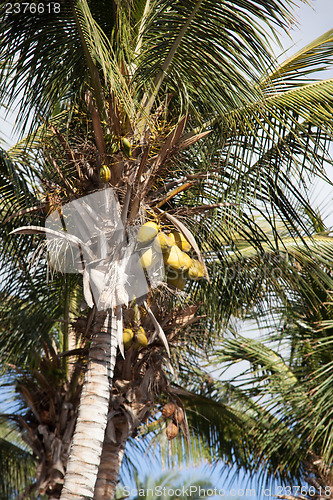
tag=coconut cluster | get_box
[123,326,148,350]
[161,402,184,440]
[136,221,205,290]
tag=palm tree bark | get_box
[93,433,127,500]
[60,309,117,500]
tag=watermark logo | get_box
[121,485,257,497]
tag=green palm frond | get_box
[189,217,333,334]
[74,0,136,121]
[0,421,36,499]
[133,0,298,121]
[204,340,309,481]
[216,336,298,390]
[0,1,85,133]
[168,366,307,485]
[203,273,333,482]
[0,0,300,135]
[264,29,333,87]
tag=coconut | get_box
[153,232,174,253]
[123,328,134,350]
[187,259,205,279]
[180,251,192,270]
[139,247,153,269]
[133,331,148,349]
[166,421,179,440]
[139,246,162,270]
[122,137,132,157]
[137,222,159,245]
[163,245,191,272]
[137,326,146,335]
[167,272,187,290]
[169,231,191,253]
[100,165,111,183]
[173,407,184,424]
[162,402,176,418]
[187,263,200,279]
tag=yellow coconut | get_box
[123,328,134,344]
[167,272,187,290]
[137,221,159,245]
[163,245,191,272]
[139,247,153,269]
[181,251,192,270]
[187,263,200,279]
[137,326,146,336]
[139,246,161,270]
[169,231,191,253]
[133,331,148,349]
[123,328,134,350]
[100,164,111,183]
[153,232,175,253]
[187,259,205,279]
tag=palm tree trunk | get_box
[60,309,117,500]
[93,434,127,500]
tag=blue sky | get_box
[278,0,333,51]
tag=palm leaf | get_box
[264,29,333,87]
[0,421,36,499]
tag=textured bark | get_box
[93,433,127,500]
[93,361,165,498]
[60,310,117,500]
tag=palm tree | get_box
[201,270,333,499]
[162,211,333,496]
[1,0,333,498]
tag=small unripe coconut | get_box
[169,231,191,253]
[137,222,159,245]
[122,137,132,157]
[153,232,174,253]
[162,402,176,418]
[166,421,179,440]
[173,407,184,424]
[163,245,191,272]
[100,165,111,183]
